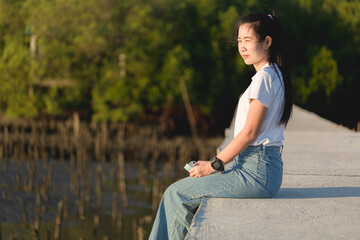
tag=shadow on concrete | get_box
[276,187,360,199]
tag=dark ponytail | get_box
[235,12,293,126]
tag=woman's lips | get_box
[242,55,249,59]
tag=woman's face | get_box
[237,23,269,71]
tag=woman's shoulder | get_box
[252,67,273,83]
[263,63,281,77]
[253,63,282,84]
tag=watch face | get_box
[213,161,220,169]
[211,158,221,170]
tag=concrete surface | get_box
[185,105,360,240]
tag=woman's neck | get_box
[254,60,269,72]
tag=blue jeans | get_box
[149,145,283,240]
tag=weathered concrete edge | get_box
[184,197,208,239]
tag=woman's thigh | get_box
[168,167,269,201]
[168,145,283,201]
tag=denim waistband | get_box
[244,144,283,155]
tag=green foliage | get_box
[293,46,343,105]
[309,46,342,98]
[0,36,38,117]
[0,0,359,128]
[155,45,193,108]
[92,61,142,122]
[43,87,63,115]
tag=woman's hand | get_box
[189,161,216,178]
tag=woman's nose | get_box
[238,44,246,52]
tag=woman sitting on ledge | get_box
[149,12,293,240]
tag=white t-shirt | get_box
[234,63,285,146]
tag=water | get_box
[0,158,191,239]
[0,118,223,239]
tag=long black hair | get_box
[235,12,293,126]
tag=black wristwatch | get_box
[210,156,225,174]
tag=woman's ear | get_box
[265,36,272,49]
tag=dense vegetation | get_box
[0,0,359,133]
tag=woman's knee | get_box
[162,178,194,204]
[162,181,182,201]
[163,183,177,199]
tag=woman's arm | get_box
[216,98,267,164]
[189,99,267,178]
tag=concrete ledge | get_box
[185,193,360,240]
[185,106,360,240]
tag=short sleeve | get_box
[249,70,274,108]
